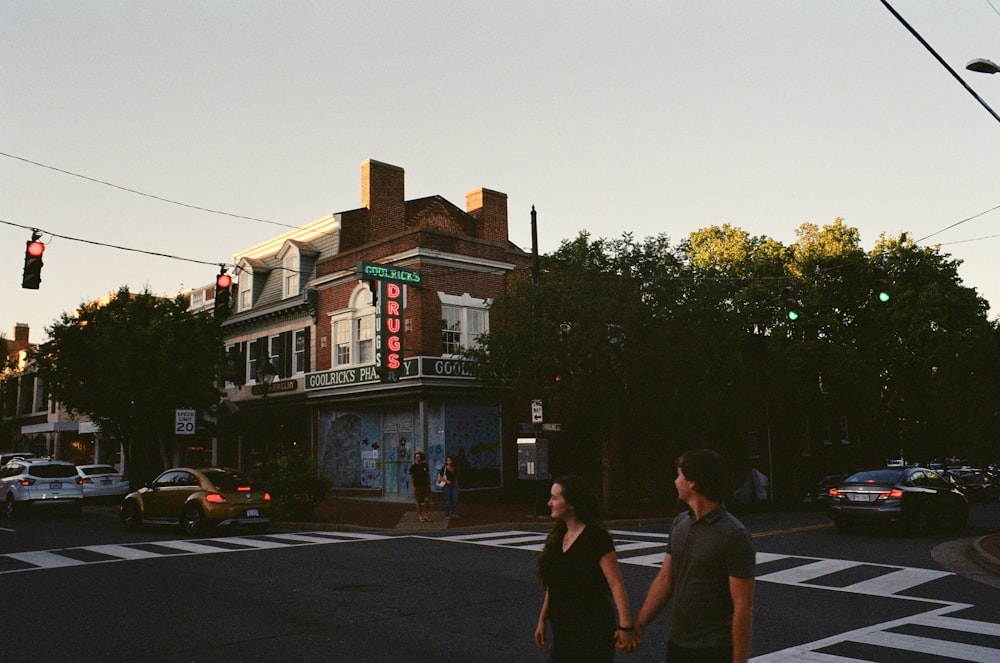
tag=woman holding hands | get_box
[534,475,635,661]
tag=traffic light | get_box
[782,285,802,321]
[873,264,891,303]
[214,267,233,318]
[21,232,45,289]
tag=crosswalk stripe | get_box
[620,552,665,567]
[151,540,234,554]
[911,614,1000,636]
[755,558,859,584]
[851,629,999,663]
[6,550,86,568]
[81,544,167,560]
[842,567,951,596]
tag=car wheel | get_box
[121,501,142,530]
[182,504,207,537]
[4,496,19,520]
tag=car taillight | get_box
[79,477,93,485]
[828,487,841,497]
[19,478,35,486]
[263,492,272,502]
[878,488,904,500]
[205,493,228,504]
[237,486,251,492]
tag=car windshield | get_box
[202,469,251,490]
[30,464,79,479]
[844,469,904,485]
[81,466,118,475]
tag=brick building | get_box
[1,323,108,463]
[213,159,532,496]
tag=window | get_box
[239,274,253,310]
[248,339,259,383]
[283,253,299,298]
[442,306,462,355]
[269,335,282,377]
[357,315,374,364]
[294,330,307,374]
[439,293,490,356]
[334,319,352,366]
[330,284,378,367]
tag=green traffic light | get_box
[787,310,799,321]
[878,291,890,303]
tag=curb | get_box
[971,534,1000,575]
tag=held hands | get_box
[616,626,643,652]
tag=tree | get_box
[473,223,1000,508]
[32,287,224,486]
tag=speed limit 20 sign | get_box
[175,409,196,435]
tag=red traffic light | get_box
[216,273,232,289]
[26,240,45,257]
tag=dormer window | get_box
[283,252,299,298]
[238,269,253,310]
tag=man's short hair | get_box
[676,449,729,502]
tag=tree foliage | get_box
[472,222,999,506]
[32,287,224,485]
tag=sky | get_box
[3,0,999,344]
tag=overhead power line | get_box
[0,150,300,231]
[0,217,222,268]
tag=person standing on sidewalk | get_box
[624,448,756,662]
[409,452,431,522]
[534,475,635,661]
[439,456,460,519]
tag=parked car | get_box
[120,467,272,536]
[827,467,967,535]
[75,464,131,500]
[0,451,36,466]
[946,469,998,504]
[0,457,84,518]
[802,474,847,510]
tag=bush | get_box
[267,450,331,521]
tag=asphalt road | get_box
[0,504,998,661]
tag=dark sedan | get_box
[827,467,968,535]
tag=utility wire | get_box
[880,0,1000,125]
[914,204,1000,243]
[0,217,222,268]
[0,150,300,231]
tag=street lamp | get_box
[966,58,1000,75]
[256,358,277,397]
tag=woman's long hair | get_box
[536,475,607,585]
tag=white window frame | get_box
[293,329,307,374]
[438,292,490,357]
[238,270,253,311]
[283,252,299,299]
[329,283,378,368]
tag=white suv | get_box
[0,457,84,518]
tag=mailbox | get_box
[517,437,549,480]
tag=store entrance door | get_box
[382,432,413,496]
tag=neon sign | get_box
[360,261,420,383]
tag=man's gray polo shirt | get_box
[666,504,755,649]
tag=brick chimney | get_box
[466,188,508,244]
[361,159,405,241]
[7,323,31,359]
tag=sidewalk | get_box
[286,494,672,533]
